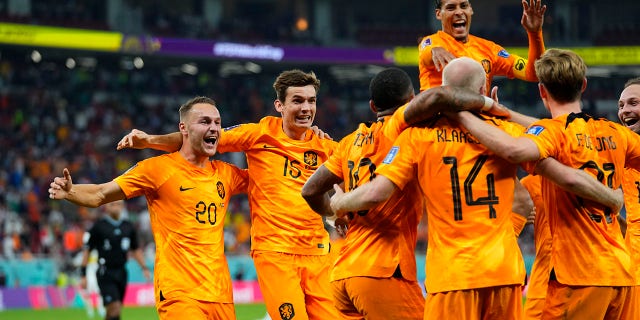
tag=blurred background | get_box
[0,0,638,309]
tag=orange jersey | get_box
[511,213,527,236]
[622,167,640,285]
[377,114,526,293]
[113,152,248,303]
[323,105,423,282]
[522,113,640,286]
[520,174,551,300]
[418,31,539,93]
[218,116,337,255]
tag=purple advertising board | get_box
[154,38,393,64]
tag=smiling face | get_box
[618,83,640,134]
[274,85,317,140]
[181,102,221,158]
[436,0,473,42]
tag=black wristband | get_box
[80,266,87,276]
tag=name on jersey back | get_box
[437,128,480,145]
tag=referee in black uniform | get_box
[79,200,151,320]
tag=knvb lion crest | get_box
[216,181,226,199]
[481,59,491,74]
[279,302,295,320]
[303,151,318,166]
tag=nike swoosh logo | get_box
[263,145,278,149]
[180,186,195,192]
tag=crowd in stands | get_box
[0,44,631,287]
[0,47,385,272]
[0,0,636,288]
[2,0,638,48]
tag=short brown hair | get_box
[624,77,640,89]
[273,70,321,102]
[534,49,586,104]
[179,96,216,121]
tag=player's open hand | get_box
[142,268,152,282]
[117,129,150,150]
[484,86,511,118]
[485,102,511,118]
[334,217,349,238]
[311,126,333,140]
[526,207,536,225]
[612,188,624,214]
[521,0,546,32]
[329,184,347,216]
[49,168,73,200]
[431,47,456,72]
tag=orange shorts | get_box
[542,280,633,320]
[622,285,639,319]
[332,276,424,320]
[156,295,235,320]
[425,285,522,320]
[251,250,339,320]
[523,297,544,320]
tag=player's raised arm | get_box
[403,85,510,125]
[518,0,547,81]
[117,129,183,152]
[49,168,126,207]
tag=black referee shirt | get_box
[84,216,140,269]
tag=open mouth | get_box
[204,136,218,146]
[296,115,312,123]
[452,21,467,32]
[623,117,638,126]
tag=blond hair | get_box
[534,49,586,103]
[179,96,217,121]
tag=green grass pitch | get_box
[0,303,267,320]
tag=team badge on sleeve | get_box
[420,38,432,49]
[383,146,399,164]
[497,49,510,58]
[526,126,545,136]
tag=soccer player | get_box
[617,77,640,317]
[328,57,625,320]
[78,200,151,320]
[117,70,340,320]
[418,0,546,93]
[452,49,637,319]
[49,97,249,320]
[301,67,511,319]
[520,174,551,320]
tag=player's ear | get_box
[435,9,442,21]
[369,100,378,113]
[274,99,284,113]
[581,78,587,93]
